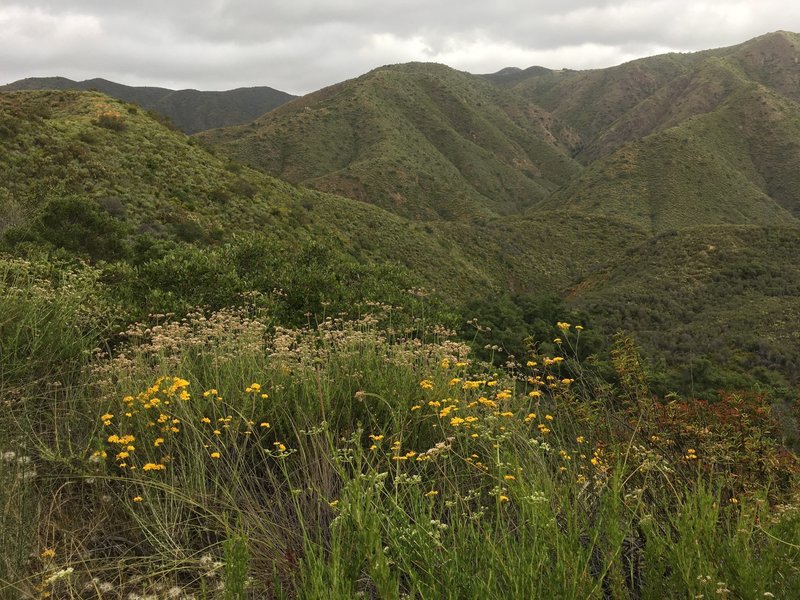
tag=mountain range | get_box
[0,76,295,133]
[2,30,800,395]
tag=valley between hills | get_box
[2,30,800,599]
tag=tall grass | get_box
[2,299,799,598]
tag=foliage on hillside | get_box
[199,63,581,221]
[551,128,795,233]
[3,41,800,597]
[5,31,800,398]
[0,89,635,317]
[570,225,800,396]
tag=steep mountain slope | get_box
[549,84,800,232]
[497,31,800,160]
[728,30,800,102]
[0,77,296,133]
[505,53,700,149]
[199,63,581,221]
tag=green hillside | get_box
[570,225,800,393]
[192,35,800,391]
[199,63,581,221]
[502,31,800,161]
[0,76,296,134]
[5,36,800,598]
[506,53,699,147]
[0,89,637,322]
[550,85,800,232]
[4,33,800,394]
[550,128,795,233]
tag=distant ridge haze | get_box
[0,76,296,133]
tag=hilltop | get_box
[198,62,581,221]
[0,76,296,133]
[492,31,800,157]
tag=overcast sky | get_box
[1,1,798,95]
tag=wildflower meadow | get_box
[2,270,799,598]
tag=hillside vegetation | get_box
[0,89,636,310]
[198,31,800,392]
[3,32,800,598]
[199,63,581,221]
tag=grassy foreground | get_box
[2,259,800,599]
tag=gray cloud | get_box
[1,1,798,94]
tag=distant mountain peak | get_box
[0,76,296,133]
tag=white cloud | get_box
[0,1,798,93]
